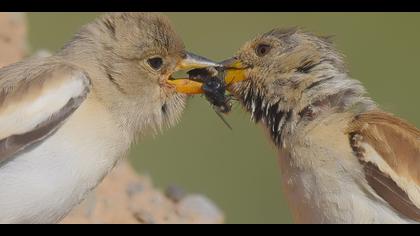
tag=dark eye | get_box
[147,57,163,70]
[255,44,271,57]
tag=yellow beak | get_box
[167,52,222,94]
[167,55,247,94]
[220,57,248,85]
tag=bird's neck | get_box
[237,73,376,148]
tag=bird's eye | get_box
[147,57,163,70]
[255,44,271,57]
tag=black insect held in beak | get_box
[187,67,233,129]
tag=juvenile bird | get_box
[0,12,219,223]
[214,28,419,223]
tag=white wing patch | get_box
[361,143,420,210]
[0,65,91,162]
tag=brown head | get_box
[221,28,375,146]
[54,13,219,137]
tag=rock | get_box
[165,185,187,203]
[61,161,224,224]
[0,13,27,68]
[177,195,224,224]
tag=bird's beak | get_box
[177,52,221,70]
[220,57,248,85]
[167,52,222,94]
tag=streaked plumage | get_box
[222,28,420,223]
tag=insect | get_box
[188,67,233,129]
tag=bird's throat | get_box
[238,82,292,148]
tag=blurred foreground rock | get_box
[61,161,223,224]
[0,13,27,68]
[0,13,224,224]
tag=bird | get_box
[0,12,220,223]
[212,28,419,223]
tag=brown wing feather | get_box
[0,64,91,163]
[348,110,420,221]
[362,160,420,221]
[349,111,420,185]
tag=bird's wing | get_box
[347,111,420,221]
[0,64,91,163]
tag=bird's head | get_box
[223,28,351,110]
[58,12,220,136]
[219,28,373,146]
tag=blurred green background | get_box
[27,13,420,224]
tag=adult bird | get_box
[0,12,219,223]
[195,28,420,223]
